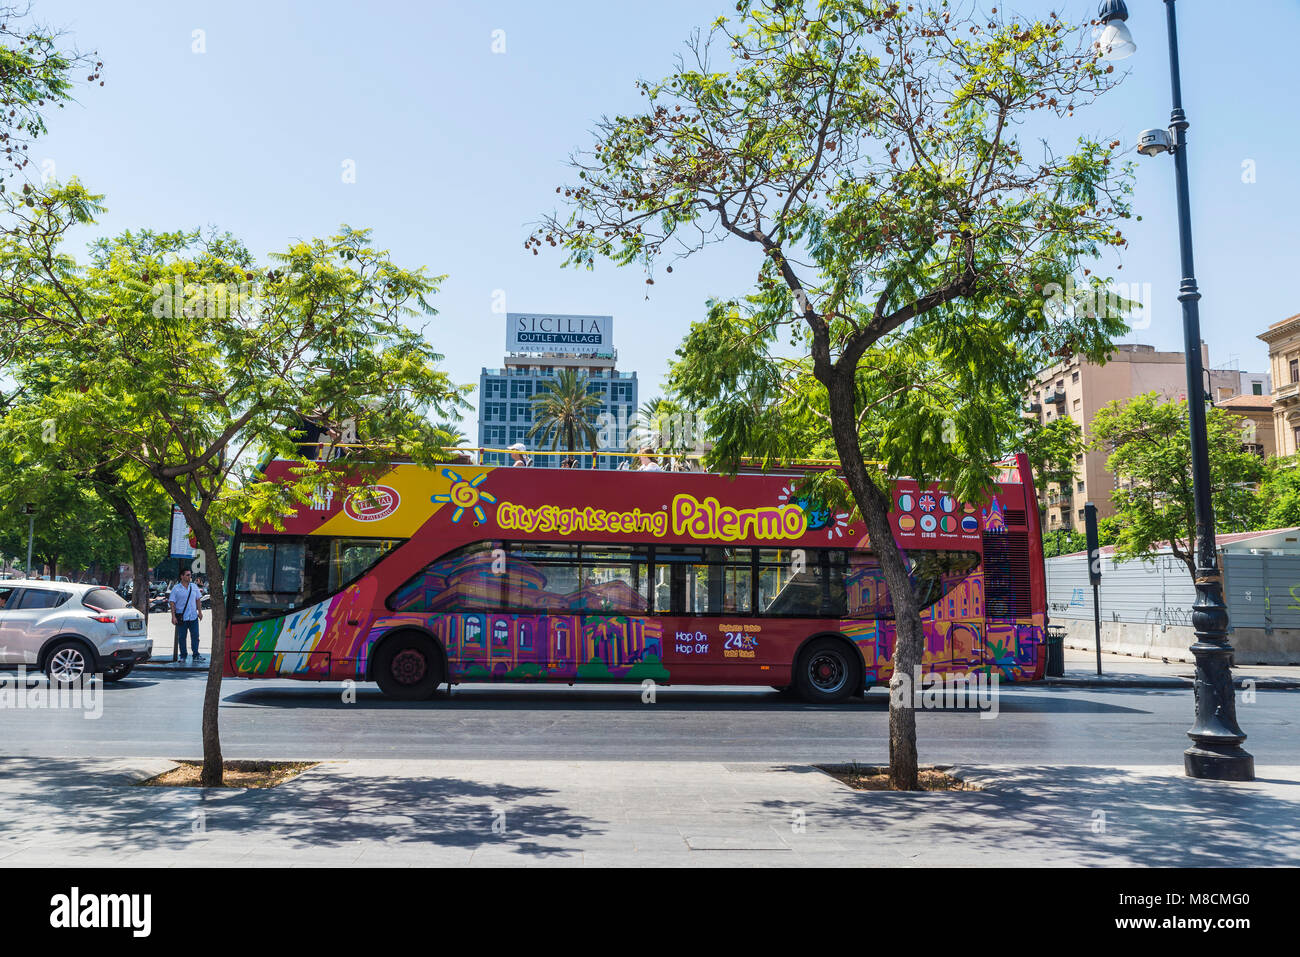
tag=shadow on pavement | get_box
[0,758,597,860]
[756,765,1300,867]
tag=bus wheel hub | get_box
[392,649,426,684]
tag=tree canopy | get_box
[536,0,1137,788]
[1090,392,1265,581]
[4,180,468,784]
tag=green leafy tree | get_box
[1255,462,1300,531]
[5,182,468,785]
[1,347,174,608]
[1090,393,1264,582]
[1017,415,1085,519]
[432,421,468,451]
[0,463,122,577]
[535,1,1134,788]
[0,4,103,370]
[528,368,601,456]
[631,394,696,469]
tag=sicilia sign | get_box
[507,313,613,355]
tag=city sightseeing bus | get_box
[223,453,1046,703]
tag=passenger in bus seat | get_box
[636,447,661,471]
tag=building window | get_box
[1073,398,1081,411]
[1071,371,1080,383]
[1077,481,1085,492]
[1291,358,1298,384]
[1253,382,1264,395]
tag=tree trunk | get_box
[197,533,226,787]
[825,371,926,790]
[157,480,225,787]
[97,479,151,617]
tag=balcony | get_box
[1044,388,1067,406]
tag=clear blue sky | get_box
[34,0,1300,438]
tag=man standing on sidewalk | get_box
[169,567,205,664]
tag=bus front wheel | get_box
[374,633,444,701]
[794,637,861,704]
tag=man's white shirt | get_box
[170,582,201,621]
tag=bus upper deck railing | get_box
[287,442,861,472]
[287,443,1023,478]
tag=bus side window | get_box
[757,548,846,617]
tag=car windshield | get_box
[83,588,129,611]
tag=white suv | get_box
[0,580,152,683]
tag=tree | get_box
[1017,415,1085,520]
[432,421,468,451]
[1,346,173,608]
[1041,518,1118,559]
[633,396,669,449]
[0,3,103,370]
[0,462,123,577]
[528,368,601,456]
[6,182,468,785]
[1255,461,1300,531]
[1090,392,1265,582]
[533,1,1133,788]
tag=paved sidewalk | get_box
[1055,648,1300,689]
[1,758,1296,866]
[138,614,213,671]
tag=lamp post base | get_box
[1184,745,1255,781]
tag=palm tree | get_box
[632,396,674,450]
[528,369,601,456]
[432,421,468,450]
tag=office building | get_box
[478,313,638,468]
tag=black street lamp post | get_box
[1097,0,1253,780]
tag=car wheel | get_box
[374,633,443,700]
[794,637,861,704]
[46,641,93,685]
[104,663,134,682]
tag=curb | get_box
[136,660,211,673]
[1045,675,1300,690]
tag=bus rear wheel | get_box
[374,633,443,700]
[794,637,861,704]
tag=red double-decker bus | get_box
[223,454,1046,702]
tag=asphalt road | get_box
[2,668,1297,765]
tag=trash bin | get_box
[1045,625,1065,677]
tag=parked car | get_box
[0,580,151,683]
